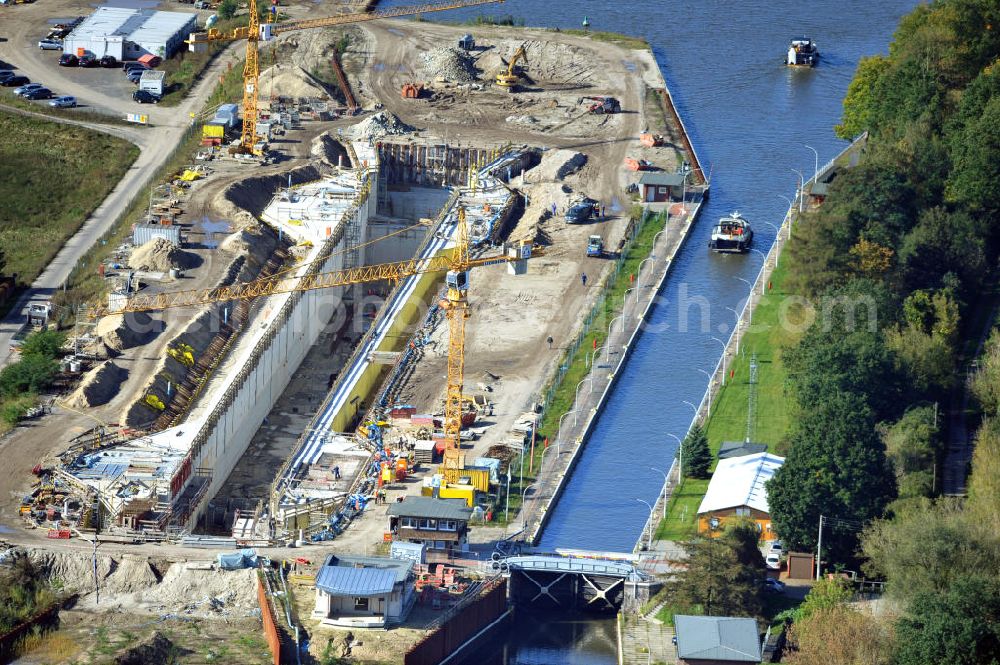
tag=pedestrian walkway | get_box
[621,617,676,665]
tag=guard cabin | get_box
[708,212,753,253]
[786,37,819,67]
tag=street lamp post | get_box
[637,257,654,291]
[556,409,578,455]
[636,498,654,550]
[650,466,669,519]
[791,168,805,213]
[623,288,634,314]
[607,315,624,361]
[804,144,818,183]
[667,432,683,478]
[711,336,728,385]
[695,367,714,412]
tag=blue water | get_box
[380,0,914,553]
[377,0,915,658]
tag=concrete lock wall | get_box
[181,174,376,530]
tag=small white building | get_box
[312,555,416,629]
[63,7,197,60]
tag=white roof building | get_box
[63,7,198,60]
[697,452,784,515]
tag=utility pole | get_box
[816,514,824,581]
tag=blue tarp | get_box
[217,548,258,570]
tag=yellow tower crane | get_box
[187,0,505,153]
[89,208,539,463]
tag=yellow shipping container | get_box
[438,484,476,507]
[202,122,225,139]
[438,466,490,493]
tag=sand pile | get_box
[93,312,159,355]
[311,131,349,168]
[259,64,330,100]
[26,548,115,594]
[349,111,413,141]
[104,556,161,594]
[121,564,258,617]
[421,46,478,82]
[64,361,127,408]
[128,237,197,272]
[534,149,587,181]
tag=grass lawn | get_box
[0,111,138,295]
[656,259,806,540]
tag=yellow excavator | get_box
[495,44,528,92]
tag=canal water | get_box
[385,0,915,660]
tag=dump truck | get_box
[587,235,604,257]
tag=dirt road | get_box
[0,0,240,368]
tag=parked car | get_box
[126,70,144,85]
[23,87,52,100]
[14,82,43,96]
[49,95,77,108]
[762,577,786,593]
[765,553,782,570]
[58,53,78,67]
[0,71,17,83]
[99,55,118,68]
[78,54,97,68]
[38,39,62,50]
[2,75,29,87]
[123,62,148,72]
[768,540,784,554]
[132,89,160,104]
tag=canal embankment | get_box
[517,75,711,549]
[646,134,870,553]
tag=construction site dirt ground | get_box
[0,16,680,553]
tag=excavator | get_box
[87,208,541,468]
[495,44,528,92]
[186,0,505,154]
[581,96,621,114]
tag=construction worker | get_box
[547,335,554,349]
[581,272,588,287]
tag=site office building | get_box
[62,7,197,60]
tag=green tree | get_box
[796,577,854,621]
[217,0,237,20]
[836,55,890,139]
[0,354,59,398]
[667,521,765,618]
[18,330,66,359]
[879,405,939,500]
[861,501,999,602]
[681,423,711,479]
[898,208,985,298]
[893,575,1000,665]
[948,95,1000,215]
[766,390,896,558]
[966,416,1000,534]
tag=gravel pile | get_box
[349,111,414,140]
[421,46,478,82]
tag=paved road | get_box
[0,21,238,367]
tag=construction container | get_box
[214,103,239,129]
[139,70,166,96]
[391,541,425,564]
[439,466,490,492]
[438,484,476,507]
[133,223,181,247]
[202,121,226,139]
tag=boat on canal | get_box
[709,212,753,253]
[786,37,820,67]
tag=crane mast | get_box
[187,0,506,152]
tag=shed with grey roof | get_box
[387,497,472,555]
[312,554,416,629]
[63,6,197,60]
[674,615,762,664]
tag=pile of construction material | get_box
[127,236,198,273]
[349,111,414,141]
[536,149,588,181]
[421,46,478,83]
